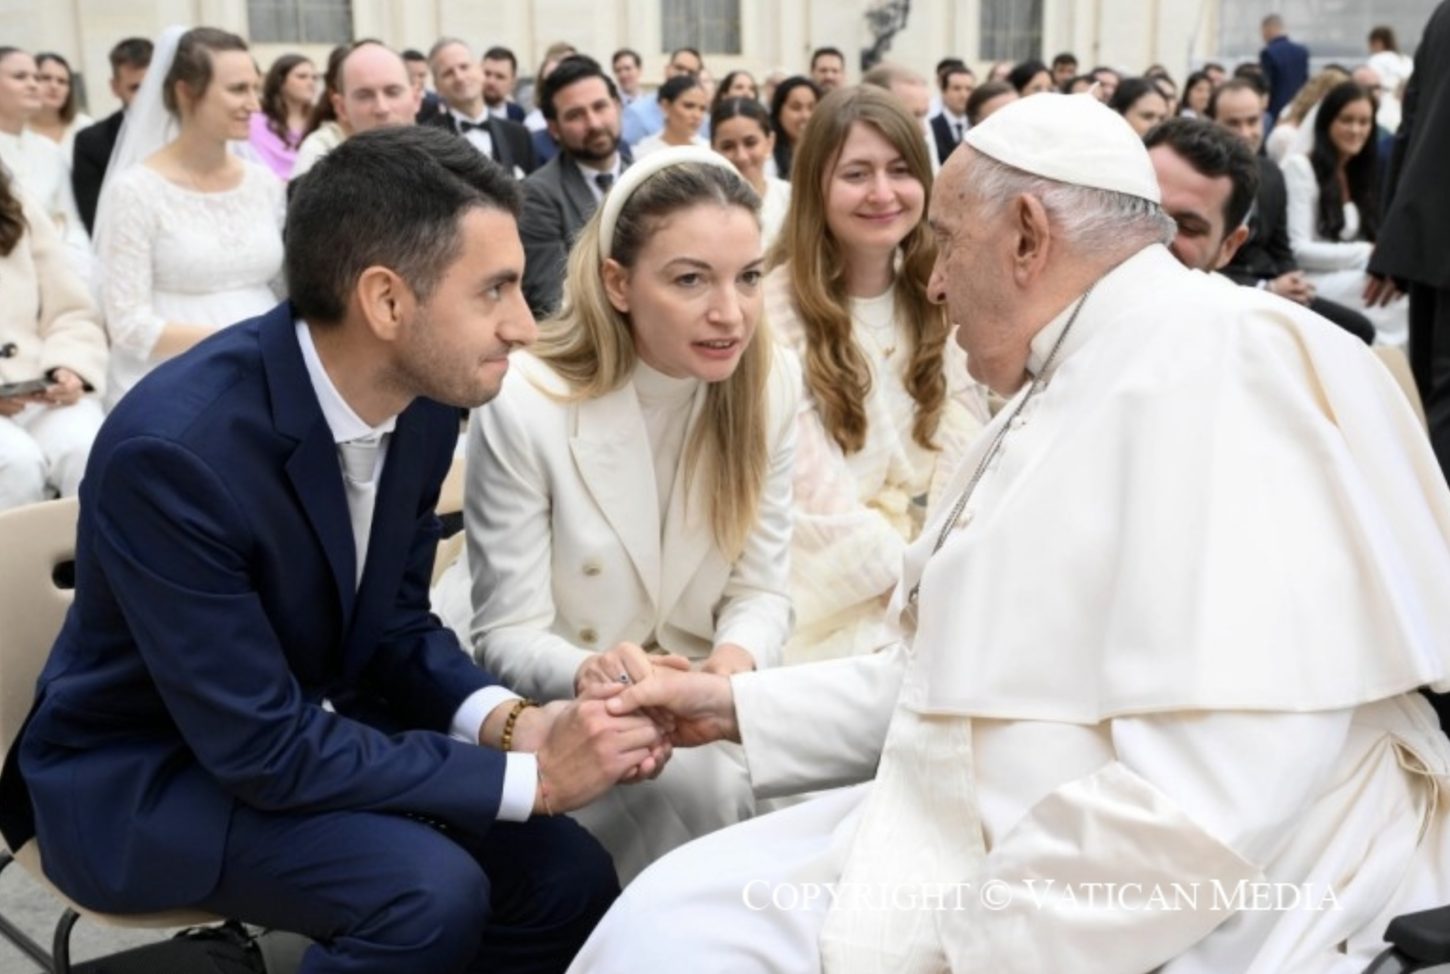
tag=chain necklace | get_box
[906,282,1097,608]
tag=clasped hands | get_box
[484,642,749,818]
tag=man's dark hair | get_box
[939,64,973,91]
[400,48,426,63]
[1203,60,1226,74]
[483,45,517,74]
[810,46,845,69]
[1007,59,1050,93]
[935,57,966,80]
[538,54,618,121]
[1205,77,1262,120]
[611,48,641,69]
[286,126,521,323]
[965,80,1014,126]
[1143,117,1259,231]
[1051,51,1078,69]
[109,37,153,74]
[669,47,703,66]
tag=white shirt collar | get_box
[294,319,398,444]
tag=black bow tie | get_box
[459,119,489,133]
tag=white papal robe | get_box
[569,245,1450,974]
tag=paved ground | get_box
[0,865,182,972]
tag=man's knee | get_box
[357,833,492,962]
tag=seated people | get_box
[765,85,986,664]
[632,74,709,157]
[709,96,790,251]
[0,164,107,510]
[571,92,1450,974]
[0,124,654,974]
[93,27,284,408]
[1283,80,1409,345]
[434,147,799,881]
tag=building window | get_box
[979,0,1043,64]
[248,0,354,45]
[661,0,742,56]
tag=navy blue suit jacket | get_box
[0,303,505,913]
[1261,35,1310,122]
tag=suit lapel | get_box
[569,384,662,609]
[561,156,598,227]
[486,118,513,169]
[657,385,713,621]
[261,308,357,623]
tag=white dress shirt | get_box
[448,106,495,159]
[294,320,536,820]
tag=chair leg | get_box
[0,851,57,971]
[50,908,78,974]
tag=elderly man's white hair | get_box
[963,151,1176,256]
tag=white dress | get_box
[0,128,89,275]
[758,177,791,253]
[765,265,988,663]
[96,162,285,408]
[1282,153,1409,347]
[632,132,709,159]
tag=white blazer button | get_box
[579,627,598,644]
[582,560,602,576]
[955,508,975,530]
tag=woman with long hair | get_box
[1283,80,1407,344]
[434,148,799,881]
[766,75,819,180]
[29,53,93,162]
[0,164,107,510]
[248,53,316,179]
[1110,76,1171,136]
[1008,59,1055,96]
[94,26,284,407]
[292,44,348,178]
[1264,67,1350,163]
[0,47,88,269]
[632,74,709,157]
[765,86,986,663]
[710,96,790,249]
[711,69,759,113]
[1178,69,1214,117]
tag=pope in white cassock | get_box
[568,93,1450,973]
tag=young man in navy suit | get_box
[0,125,668,974]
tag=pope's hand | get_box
[606,667,739,748]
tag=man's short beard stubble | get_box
[570,128,620,163]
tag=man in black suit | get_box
[519,56,628,318]
[1259,13,1309,123]
[1208,80,1376,344]
[483,46,528,124]
[424,38,536,178]
[1372,0,1450,485]
[930,64,974,168]
[71,36,151,235]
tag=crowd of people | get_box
[0,6,1448,972]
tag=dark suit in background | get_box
[71,109,124,235]
[422,111,538,176]
[0,304,616,971]
[930,113,965,168]
[1372,0,1450,486]
[1260,34,1310,123]
[519,151,627,317]
[501,101,527,124]
[1223,155,1376,344]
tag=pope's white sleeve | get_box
[732,641,906,799]
[940,708,1355,974]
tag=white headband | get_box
[598,146,742,260]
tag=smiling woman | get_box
[764,85,988,664]
[431,147,801,882]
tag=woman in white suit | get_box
[434,147,799,881]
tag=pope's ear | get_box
[1011,192,1053,282]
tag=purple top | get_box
[247,112,300,181]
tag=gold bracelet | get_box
[499,698,536,752]
[537,764,555,817]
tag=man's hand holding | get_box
[534,686,668,815]
[1268,271,1314,305]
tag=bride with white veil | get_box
[94,25,285,409]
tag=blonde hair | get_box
[1285,68,1351,126]
[767,85,948,455]
[533,162,771,559]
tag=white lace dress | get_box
[96,161,285,408]
[765,265,989,664]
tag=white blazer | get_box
[462,349,800,701]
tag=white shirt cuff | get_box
[450,685,520,744]
[499,752,539,822]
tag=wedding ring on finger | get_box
[616,672,632,685]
